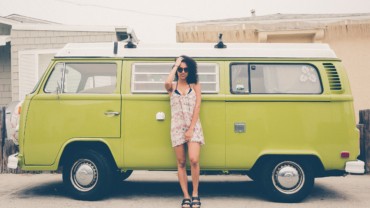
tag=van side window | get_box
[44,63,117,94]
[250,64,321,94]
[198,63,219,93]
[131,63,219,93]
[44,63,64,93]
[230,63,322,94]
[230,64,249,94]
[63,65,82,93]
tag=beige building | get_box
[177,13,370,119]
[0,14,136,106]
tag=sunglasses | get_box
[177,67,188,73]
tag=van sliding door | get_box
[225,62,325,169]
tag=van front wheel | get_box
[63,149,113,200]
[260,159,314,203]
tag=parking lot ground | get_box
[0,171,369,208]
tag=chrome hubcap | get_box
[70,159,98,192]
[272,161,305,194]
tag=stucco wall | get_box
[330,39,370,118]
[10,30,117,101]
[0,43,11,107]
[176,19,370,120]
[324,22,370,117]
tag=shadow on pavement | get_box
[14,178,346,202]
[14,181,66,199]
[111,180,262,199]
[310,183,348,201]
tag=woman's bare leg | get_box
[187,142,201,197]
[174,144,190,199]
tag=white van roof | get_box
[55,42,338,59]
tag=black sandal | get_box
[191,196,201,208]
[181,198,192,208]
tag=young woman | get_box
[165,56,204,208]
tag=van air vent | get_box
[323,63,342,91]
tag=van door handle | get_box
[104,111,120,117]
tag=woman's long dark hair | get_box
[175,55,198,84]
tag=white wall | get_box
[18,49,58,101]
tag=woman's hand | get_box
[165,56,183,93]
[174,56,183,67]
[185,128,194,142]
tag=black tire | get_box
[260,159,314,203]
[247,172,259,182]
[63,149,113,200]
[115,170,133,182]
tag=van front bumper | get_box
[345,160,365,174]
[7,153,19,169]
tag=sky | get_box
[1,0,370,43]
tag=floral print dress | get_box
[170,84,205,147]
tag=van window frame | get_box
[131,62,173,94]
[43,62,118,94]
[229,63,250,94]
[229,62,324,95]
[43,62,65,93]
[131,62,220,94]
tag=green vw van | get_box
[8,42,364,202]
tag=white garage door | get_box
[18,49,58,100]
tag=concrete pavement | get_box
[0,171,369,208]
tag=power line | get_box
[54,0,192,21]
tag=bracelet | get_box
[172,64,179,68]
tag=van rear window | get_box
[230,63,322,94]
[131,63,219,93]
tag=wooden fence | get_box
[358,109,370,173]
[0,107,4,172]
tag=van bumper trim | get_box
[345,160,365,174]
[7,153,19,169]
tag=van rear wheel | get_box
[63,149,113,200]
[260,159,314,203]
